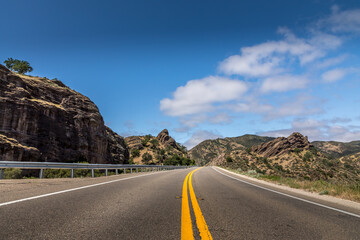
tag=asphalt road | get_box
[0,167,359,239]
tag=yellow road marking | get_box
[181,171,194,240]
[189,169,213,240]
[181,168,213,240]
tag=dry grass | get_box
[228,168,360,203]
[28,98,64,110]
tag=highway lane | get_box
[194,167,360,240]
[0,167,359,239]
[0,169,190,240]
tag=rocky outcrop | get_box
[125,136,143,150]
[252,132,312,158]
[0,134,41,161]
[125,129,188,165]
[156,129,180,150]
[0,64,129,163]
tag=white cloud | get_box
[209,113,232,124]
[227,101,274,114]
[259,118,360,142]
[179,114,208,128]
[321,68,350,83]
[183,130,222,149]
[217,28,339,78]
[291,119,325,129]
[318,5,360,34]
[225,95,322,121]
[260,75,309,93]
[160,76,248,117]
[315,55,347,69]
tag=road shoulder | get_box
[213,166,360,215]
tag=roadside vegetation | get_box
[226,168,360,202]
[1,168,124,179]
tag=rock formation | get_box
[252,132,312,158]
[0,64,129,163]
[125,129,188,165]
[156,129,180,150]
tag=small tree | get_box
[150,139,159,149]
[131,149,140,157]
[226,156,233,163]
[4,58,33,74]
[142,152,153,163]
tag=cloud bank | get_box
[160,5,360,144]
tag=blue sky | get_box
[1,0,360,148]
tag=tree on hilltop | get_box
[4,58,33,74]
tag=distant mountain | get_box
[125,129,193,165]
[312,140,360,158]
[189,134,274,166]
[190,132,360,183]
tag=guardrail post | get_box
[130,168,133,174]
[0,169,4,179]
[136,168,138,173]
[39,169,44,179]
[91,169,95,178]
[116,169,118,175]
[71,169,74,178]
[123,168,126,174]
[105,169,108,176]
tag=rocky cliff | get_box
[0,64,129,163]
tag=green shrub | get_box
[150,139,159,149]
[142,152,153,163]
[293,148,301,154]
[273,163,284,172]
[163,154,195,166]
[303,151,313,162]
[131,149,140,157]
[3,168,22,179]
[319,190,329,195]
[44,169,71,178]
[226,156,233,163]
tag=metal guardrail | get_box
[0,161,189,179]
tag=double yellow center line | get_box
[181,168,213,240]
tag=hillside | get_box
[0,64,129,163]
[189,134,274,166]
[312,140,360,159]
[125,129,194,165]
[192,132,360,183]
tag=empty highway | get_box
[0,167,359,239]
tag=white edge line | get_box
[0,169,186,207]
[212,166,360,219]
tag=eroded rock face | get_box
[0,64,129,163]
[125,136,143,150]
[156,129,179,150]
[252,132,312,158]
